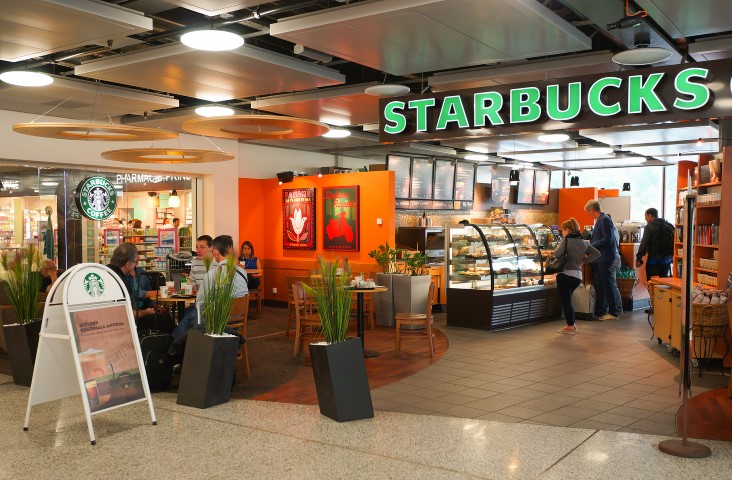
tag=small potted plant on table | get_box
[0,245,43,386]
[305,257,373,422]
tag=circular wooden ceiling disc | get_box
[13,123,178,141]
[182,115,330,139]
[101,148,235,164]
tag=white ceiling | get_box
[0,0,151,62]
[271,0,591,76]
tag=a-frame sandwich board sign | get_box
[24,263,156,445]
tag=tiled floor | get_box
[371,309,728,436]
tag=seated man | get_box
[171,235,248,342]
[108,243,173,333]
[189,234,213,293]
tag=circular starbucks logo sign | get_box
[83,272,105,298]
[75,177,117,221]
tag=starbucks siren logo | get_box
[75,177,117,221]
[84,273,105,298]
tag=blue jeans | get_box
[172,305,199,342]
[593,260,621,317]
[557,273,582,326]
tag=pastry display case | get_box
[446,222,561,330]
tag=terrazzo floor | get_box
[3,309,732,479]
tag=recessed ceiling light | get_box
[464,153,488,161]
[612,47,672,66]
[181,30,244,51]
[0,71,53,87]
[538,133,570,143]
[41,181,58,186]
[322,128,351,138]
[586,146,614,155]
[364,84,410,97]
[195,106,235,117]
[33,189,39,193]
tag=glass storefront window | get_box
[0,164,198,273]
[574,166,665,221]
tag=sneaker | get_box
[558,325,577,335]
[598,313,618,321]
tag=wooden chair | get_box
[248,273,263,315]
[228,294,250,379]
[395,282,436,357]
[286,275,310,336]
[291,282,322,357]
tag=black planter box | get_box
[3,321,41,386]
[309,337,374,422]
[176,331,239,409]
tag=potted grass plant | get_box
[177,255,241,409]
[304,257,373,422]
[0,244,43,386]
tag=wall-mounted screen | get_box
[433,160,455,200]
[410,157,434,199]
[454,162,475,201]
[533,170,551,205]
[387,155,411,199]
[516,170,535,204]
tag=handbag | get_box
[545,252,567,275]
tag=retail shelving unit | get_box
[122,229,159,271]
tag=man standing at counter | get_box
[635,208,673,279]
[585,200,622,321]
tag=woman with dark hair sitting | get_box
[238,240,262,290]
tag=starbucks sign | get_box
[83,272,105,297]
[75,177,117,221]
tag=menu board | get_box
[433,160,455,200]
[533,170,551,204]
[516,170,535,204]
[410,158,434,199]
[491,177,511,205]
[454,162,475,201]
[387,155,411,199]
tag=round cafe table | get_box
[157,295,196,324]
[348,285,388,358]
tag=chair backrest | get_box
[424,281,436,322]
[287,276,310,300]
[228,294,249,334]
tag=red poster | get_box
[283,188,316,250]
[323,186,360,252]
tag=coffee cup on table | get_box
[159,286,169,298]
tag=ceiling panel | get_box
[441,134,576,154]
[550,158,648,169]
[251,83,383,126]
[637,0,732,38]
[622,140,719,157]
[271,0,590,76]
[429,52,617,91]
[161,0,271,16]
[122,107,246,132]
[500,149,616,163]
[75,43,345,102]
[0,0,151,62]
[0,75,178,120]
[689,36,732,61]
[580,121,719,147]
[245,130,381,154]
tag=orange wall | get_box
[558,187,597,230]
[238,171,396,302]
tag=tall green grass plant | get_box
[304,257,351,344]
[201,255,237,335]
[0,244,42,325]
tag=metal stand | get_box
[659,192,711,458]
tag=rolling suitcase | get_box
[571,265,595,320]
[138,330,174,390]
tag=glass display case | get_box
[446,222,561,330]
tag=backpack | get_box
[657,220,674,257]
